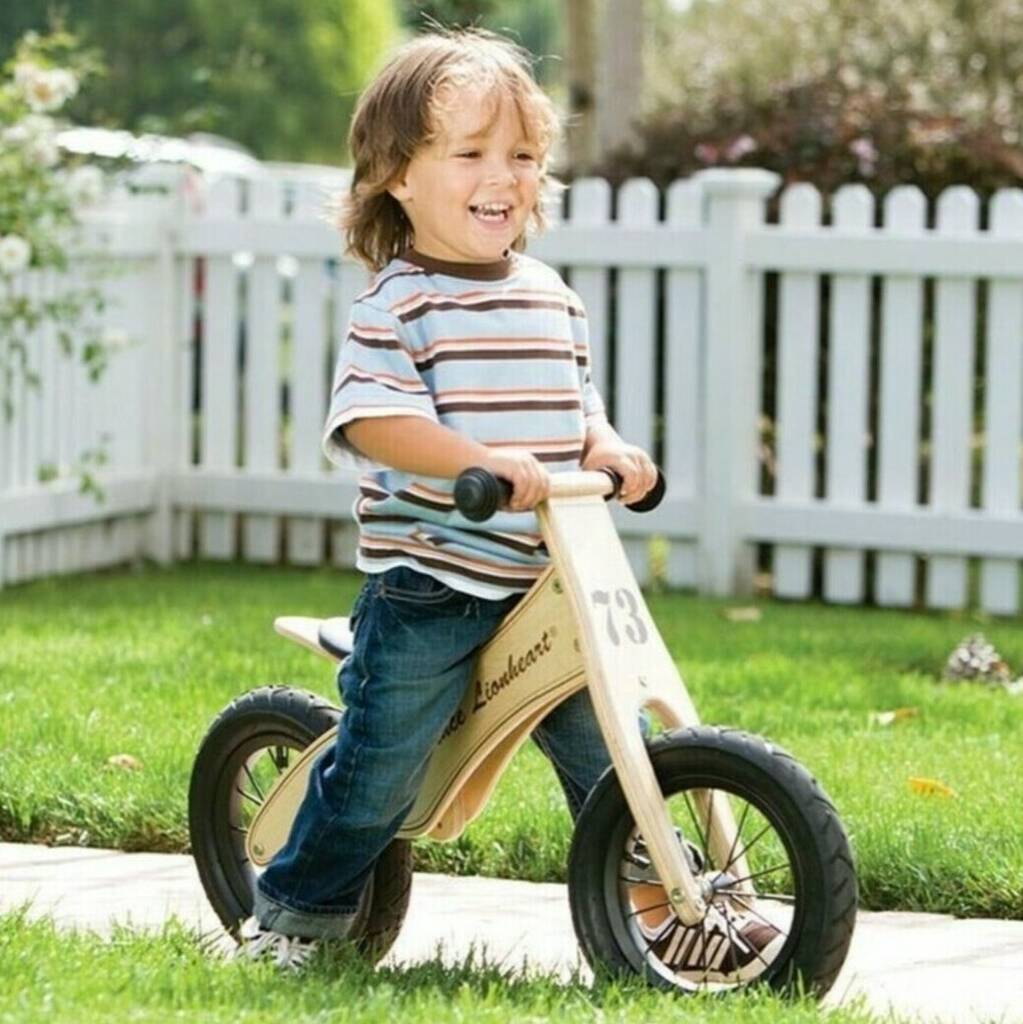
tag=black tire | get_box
[568,726,856,996]
[188,685,412,962]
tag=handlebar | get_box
[453,467,667,523]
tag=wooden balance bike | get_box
[189,468,856,994]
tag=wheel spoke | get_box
[718,897,775,972]
[235,786,261,807]
[722,821,773,874]
[681,791,709,858]
[242,764,265,802]
[272,745,290,773]
[722,862,789,888]
[717,889,795,904]
[722,798,752,873]
[726,891,793,940]
[642,915,679,958]
[625,898,672,919]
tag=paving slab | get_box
[2,842,1022,1023]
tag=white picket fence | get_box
[1,165,1022,614]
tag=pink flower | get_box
[849,136,878,177]
[695,142,719,164]
[725,134,757,162]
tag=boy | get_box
[235,27,779,981]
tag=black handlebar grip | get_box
[454,467,513,522]
[599,467,666,512]
[626,468,666,512]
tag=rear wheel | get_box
[568,726,856,996]
[188,685,412,961]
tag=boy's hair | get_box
[337,27,560,272]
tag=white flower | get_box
[67,165,105,208]
[26,133,60,167]
[0,235,33,276]
[2,113,61,165]
[13,60,41,88]
[1,113,56,147]
[102,327,131,351]
[17,63,79,113]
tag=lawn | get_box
[1,562,1021,918]
[0,911,889,1024]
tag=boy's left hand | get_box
[582,437,658,505]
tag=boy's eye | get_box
[455,150,480,158]
[516,151,538,162]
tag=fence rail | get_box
[2,166,1021,615]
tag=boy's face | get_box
[387,85,542,264]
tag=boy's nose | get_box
[484,161,518,187]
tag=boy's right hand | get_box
[479,448,550,512]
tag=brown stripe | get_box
[418,348,575,371]
[436,399,581,414]
[398,298,571,324]
[360,545,537,589]
[349,331,403,351]
[534,449,584,463]
[394,488,452,512]
[334,371,428,398]
[357,510,419,526]
[360,267,425,301]
[474,532,548,555]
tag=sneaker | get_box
[642,903,785,984]
[229,915,320,972]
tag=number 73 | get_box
[590,588,649,646]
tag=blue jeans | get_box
[254,566,616,938]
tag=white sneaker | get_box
[229,915,320,972]
[643,902,786,984]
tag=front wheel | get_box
[568,726,857,996]
[188,685,412,962]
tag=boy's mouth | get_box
[469,202,511,224]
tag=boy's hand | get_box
[480,448,550,512]
[582,437,658,505]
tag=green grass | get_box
[0,910,891,1024]
[1,562,1022,918]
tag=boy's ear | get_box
[386,173,412,204]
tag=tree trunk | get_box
[596,0,645,162]
[563,0,599,171]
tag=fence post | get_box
[135,165,188,566]
[693,168,780,596]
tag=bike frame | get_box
[246,471,751,926]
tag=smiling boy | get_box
[231,28,779,982]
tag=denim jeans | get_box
[254,565,616,938]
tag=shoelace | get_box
[230,920,318,971]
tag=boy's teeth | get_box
[472,203,509,218]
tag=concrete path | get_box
[3,842,1022,1023]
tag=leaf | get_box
[107,753,142,771]
[869,707,919,727]
[723,606,762,623]
[908,776,956,798]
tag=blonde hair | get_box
[336,28,561,271]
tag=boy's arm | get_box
[342,417,549,511]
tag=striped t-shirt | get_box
[322,247,609,599]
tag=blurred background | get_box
[3,1,1022,614]
[4,0,1023,205]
